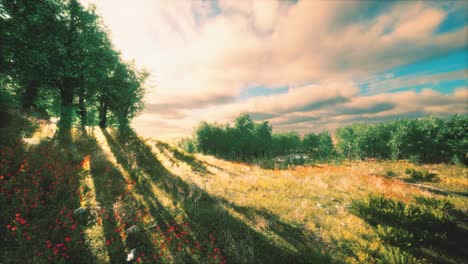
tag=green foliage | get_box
[178,137,196,153]
[404,168,438,182]
[352,195,466,263]
[1,0,147,140]
[336,116,468,164]
[378,246,419,264]
[194,114,272,160]
[272,132,301,156]
[302,131,335,160]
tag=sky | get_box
[80,0,468,138]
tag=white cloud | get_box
[79,0,467,137]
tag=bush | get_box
[351,195,463,263]
[379,246,419,264]
[404,168,438,182]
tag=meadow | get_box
[2,1,467,263]
[1,123,467,264]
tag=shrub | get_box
[351,195,462,262]
[379,246,419,264]
[404,168,438,182]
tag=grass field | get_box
[1,126,467,263]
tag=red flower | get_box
[71,224,77,230]
[106,240,111,246]
[53,248,59,255]
[65,237,71,242]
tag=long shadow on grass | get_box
[156,141,331,261]
[100,130,201,262]
[75,134,128,263]
[225,202,330,262]
[154,140,210,174]
[351,195,468,263]
[102,128,330,263]
[77,134,164,263]
[154,141,242,177]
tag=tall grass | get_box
[351,195,467,263]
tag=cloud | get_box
[80,0,467,136]
[365,69,467,94]
[335,102,396,116]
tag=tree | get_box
[303,133,320,155]
[336,126,358,160]
[317,132,334,160]
[253,121,272,157]
[108,61,148,131]
[444,114,468,164]
[2,0,63,113]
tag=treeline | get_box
[0,0,147,143]
[336,115,468,164]
[183,114,467,165]
[181,114,335,161]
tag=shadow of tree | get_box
[154,140,210,174]
[221,201,330,262]
[1,134,98,263]
[76,133,164,263]
[102,128,330,263]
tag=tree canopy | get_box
[1,0,147,143]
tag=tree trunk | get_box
[58,78,75,144]
[21,80,39,110]
[78,86,87,132]
[99,99,107,128]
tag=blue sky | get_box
[81,0,468,137]
[358,49,467,95]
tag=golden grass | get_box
[23,126,466,263]
[149,140,468,263]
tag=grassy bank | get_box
[1,124,467,263]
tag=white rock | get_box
[127,248,136,262]
[126,225,139,234]
[73,207,86,215]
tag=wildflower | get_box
[106,239,111,246]
[71,224,77,230]
[65,237,72,242]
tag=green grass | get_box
[1,121,467,263]
[351,195,467,263]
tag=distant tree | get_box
[254,121,272,157]
[417,117,445,163]
[336,126,358,160]
[317,132,334,159]
[303,132,320,155]
[444,114,468,164]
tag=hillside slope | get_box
[1,125,467,263]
